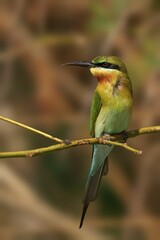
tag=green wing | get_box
[90,91,102,137]
[80,91,108,228]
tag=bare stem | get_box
[0,115,159,159]
[0,137,141,159]
[0,116,63,143]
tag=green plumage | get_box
[90,91,102,137]
[62,56,133,228]
[80,56,133,228]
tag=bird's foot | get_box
[63,139,71,145]
[120,131,128,143]
[102,133,112,146]
[102,133,111,141]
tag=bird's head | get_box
[62,56,128,82]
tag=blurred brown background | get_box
[0,0,160,239]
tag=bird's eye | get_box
[102,62,109,68]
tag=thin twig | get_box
[0,116,63,143]
[108,126,160,141]
[0,116,159,159]
[127,126,160,138]
[0,137,141,159]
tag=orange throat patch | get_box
[90,67,120,83]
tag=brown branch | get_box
[0,116,160,159]
[0,116,63,143]
[0,137,142,159]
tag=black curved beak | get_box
[61,61,95,68]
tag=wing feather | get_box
[90,91,102,137]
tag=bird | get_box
[62,56,133,228]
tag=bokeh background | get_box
[0,0,160,239]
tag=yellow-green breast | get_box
[92,68,133,135]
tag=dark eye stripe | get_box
[109,64,121,71]
[98,62,121,71]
